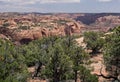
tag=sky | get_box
[0,0,120,13]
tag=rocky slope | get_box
[94,15,120,28]
[76,13,120,25]
[76,13,120,32]
[1,13,120,44]
[0,14,85,44]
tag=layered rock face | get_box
[0,14,84,44]
[95,15,120,27]
[76,13,120,32]
[1,13,120,44]
[12,21,82,44]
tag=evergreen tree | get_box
[84,31,104,53]
[104,26,120,81]
[0,39,28,82]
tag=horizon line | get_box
[0,12,120,14]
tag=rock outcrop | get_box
[0,21,83,44]
[12,21,82,44]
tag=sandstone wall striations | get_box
[14,22,82,44]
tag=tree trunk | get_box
[32,61,42,79]
[53,53,60,82]
[74,51,79,82]
[75,70,77,82]
[53,68,60,82]
[92,48,98,54]
[96,66,120,81]
[53,74,59,82]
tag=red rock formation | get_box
[0,13,86,44]
[0,20,84,44]
[7,21,83,44]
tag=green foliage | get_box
[49,43,73,81]
[2,23,10,27]
[20,36,57,67]
[21,36,98,82]
[84,31,105,53]
[104,26,120,80]
[0,35,99,82]
[38,36,74,81]
[0,39,28,82]
[71,45,90,82]
[79,65,98,82]
[18,26,30,30]
[52,20,69,25]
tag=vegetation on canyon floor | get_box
[0,26,120,82]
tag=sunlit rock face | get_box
[1,13,120,44]
[0,13,84,44]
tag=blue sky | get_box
[0,0,120,13]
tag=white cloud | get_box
[0,0,38,5]
[39,0,80,3]
[97,0,112,2]
[0,0,80,5]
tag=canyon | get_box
[0,13,120,44]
